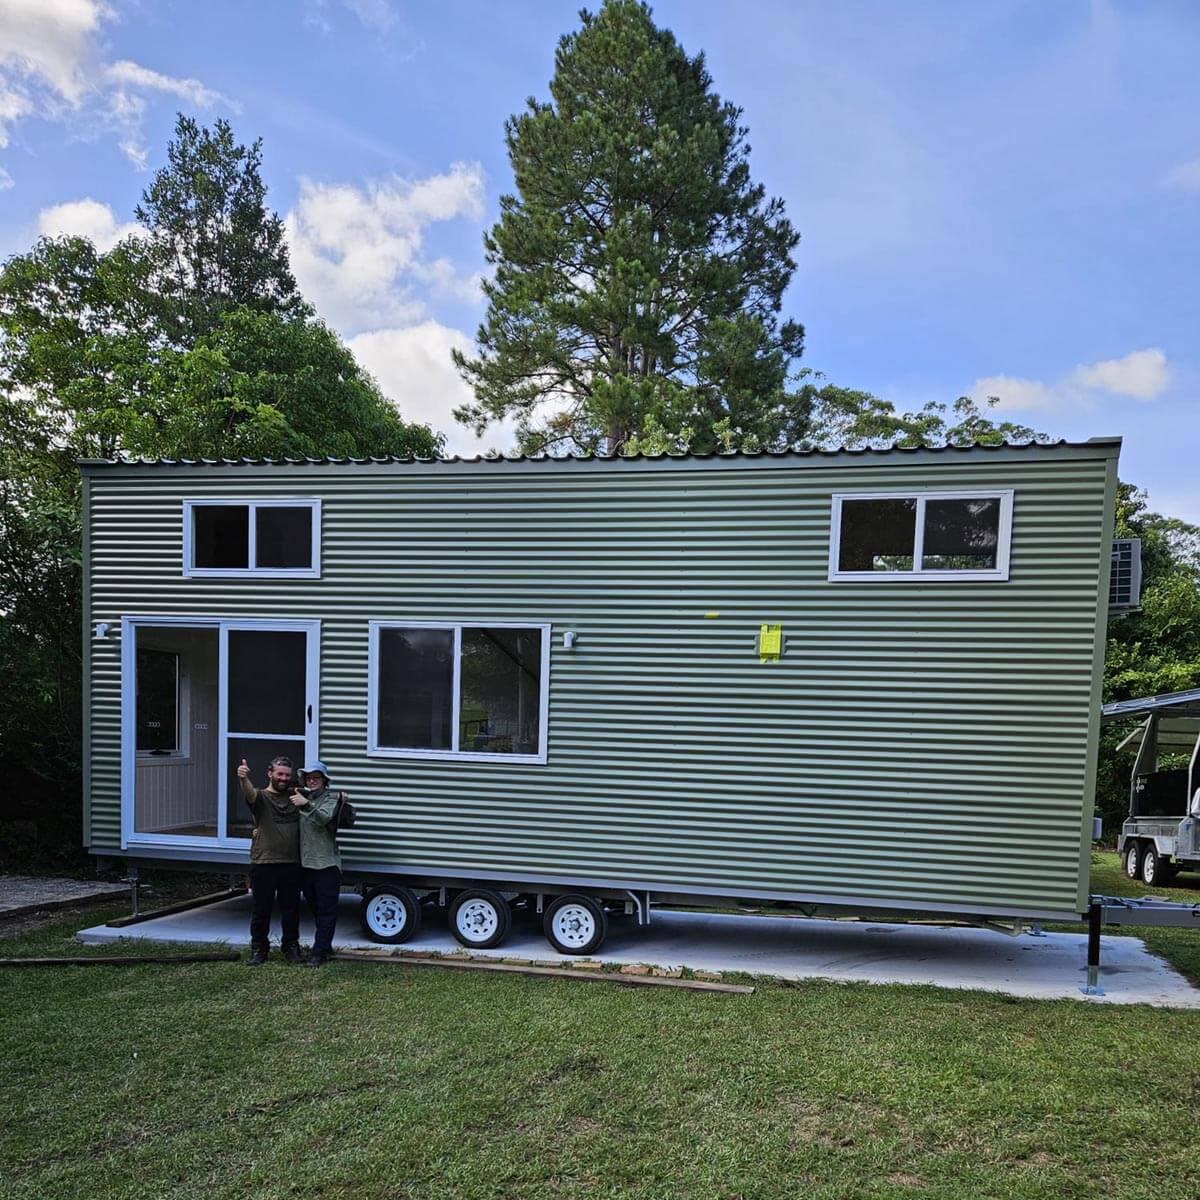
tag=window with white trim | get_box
[368,622,550,763]
[183,499,321,578]
[828,491,1013,581]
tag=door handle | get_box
[307,704,312,722]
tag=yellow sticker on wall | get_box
[759,623,782,662]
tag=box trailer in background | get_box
[1108,689,1200,886]
[81,438,1122,955]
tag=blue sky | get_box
[1,0,1197,518]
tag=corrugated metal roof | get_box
[78,435,1121,469]
[1103,688,1200,721]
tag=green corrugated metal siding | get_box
[83,445,1117,917]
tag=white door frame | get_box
[120,615,320,851]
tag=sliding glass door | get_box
[122,617,320,849]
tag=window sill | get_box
[367,747,548,766]
[827,569,1010,583]
[183,568,320,580]
[136,754,193,767]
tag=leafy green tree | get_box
[136,115,306,342]
[148,309,441,460]
[1095,486,1200,829]
[0,236,158,460]
[0,118,440,865]
[800,376,1038,449]
[454,0,804,455]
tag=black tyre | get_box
[449,889,512,949]
[1124,841,1142,880]
[543,894,608,956]
[359,885,422,944]
[1141,845,1170,887]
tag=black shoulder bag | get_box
[326,791,358,834]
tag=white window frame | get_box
[120,614,321,851]
[828,490,1014,583]
[367,620,551,765]
[135,648,190,764]
[182,498,322,579]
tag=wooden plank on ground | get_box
[0,952,241,967]
[332,949,755,993]
[106,887,247,928]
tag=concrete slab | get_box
[1,874,128,919]
[76,895,1200,1008]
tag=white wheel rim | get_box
[366,894,407,937]
[1127,851,1139,878]
[551,903,596,949]
[1145,855,1156,883]
[456,898,500,943]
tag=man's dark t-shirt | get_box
[246,788,300,864]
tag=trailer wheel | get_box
[1124,842,1142,880]
[450,889,511,949]
[360,886,422,944]
[1141,845,1170,887]
[544,894,608,956]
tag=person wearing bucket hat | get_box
[290,760,343,965]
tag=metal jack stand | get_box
[123,866,142,919]
[1081,902,1104,996]
[1079,894,1200,997]
[1027,921,1047,938]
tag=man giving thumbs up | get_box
[238,755,302,966]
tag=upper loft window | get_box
[828,491,1013,582]
[183,500,321,578]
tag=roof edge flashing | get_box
[78,436,1123,473]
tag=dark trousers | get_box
[302,866,341,955]
[249,863,301,950]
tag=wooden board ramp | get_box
[0,952,241,967]
[332,948,755,993]
[106,886,247,928]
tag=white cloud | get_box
[0,165,12,191]
[969,374,1056,413]
[349,322,514,455]
[104,61,230,169]
[971,348,1172,414]
[305,0,398,33]
[0,83,33,148]
[104,60,227,109]
[1071,348,1169,400]
[286,163,485,333]
[37,197,143,251]
[0,0,230,175]
[0,0,101,105]
[287,162,498,454]
[1164,157,1200,192]
[341,0,396,30]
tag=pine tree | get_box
[136,115,305,342]
[453,0,804,454]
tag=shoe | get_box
[246,947,268,966]
[282,943,304,965]
[305,950,332,967]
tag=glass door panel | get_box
[132,626,219,838]
[227,630,307,734]
[221,626,315,840]
[226,736,307,838]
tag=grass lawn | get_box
[4,853,1200,1200]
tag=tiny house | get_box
[81,439,1120,954]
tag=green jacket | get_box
[296,786,342,871]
